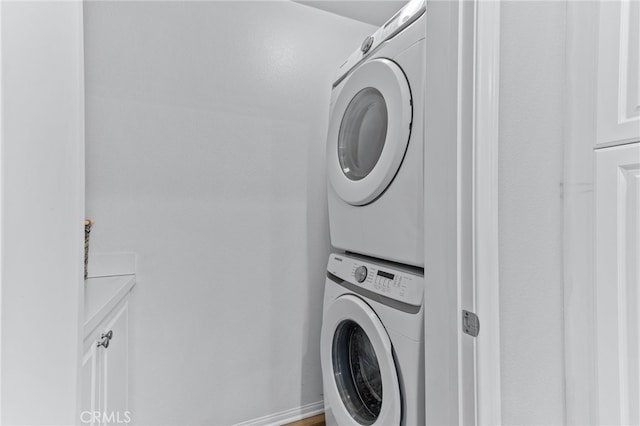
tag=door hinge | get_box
[462,310,480,337]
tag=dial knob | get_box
[361,36,374,54]
[354,266,368,283]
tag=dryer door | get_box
[321,294,401,425]
[327,58,412,206]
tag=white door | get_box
[327,58,412,206]
[596,0,640,147]
[101,302,130,426]
[595,142,640,425]
[564,2,640,424]
[81,345,100,426]
[320,295,401,425]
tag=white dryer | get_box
[321,253,424,426]
[327,0,426,267]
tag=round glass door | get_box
[332,320,383,425]
[320,295,401,425]
[327,58,412,206]
[338,88,389,181]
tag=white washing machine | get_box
[326,0,426,267]
[321,253,424,426]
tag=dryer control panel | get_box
[327,253,424,307]
[332,0,426,86]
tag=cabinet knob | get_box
[97,330,114,349]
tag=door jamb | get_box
[473,0,502,424]
[423,0,502,423]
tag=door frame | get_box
[0,1,4,421]
[473,0,502,424]
[423,0,502,423]
[563,2,599,424]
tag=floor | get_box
[283,413,325,426]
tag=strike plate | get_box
[462,310,480,337]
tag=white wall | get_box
[83,2,374,424]
[498,2,566,424]
[0,2,85,424]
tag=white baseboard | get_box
[233,401,324,426]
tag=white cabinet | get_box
[566,3,640,424]
[82,300,130,426]
[595,142,640,425]
[82,276,134,426]
[597,0,640,147]
[102,302,129,421]
[81,344,99,418]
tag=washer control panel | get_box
[327,253,424,306]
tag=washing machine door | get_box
[327,58,412,206]
[321,294,401,425]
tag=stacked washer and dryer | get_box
[320,1,427,425]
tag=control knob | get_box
[361,36,374,54]
[354,266,368,283]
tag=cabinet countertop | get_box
[84,275,136,339]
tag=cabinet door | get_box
[597,1,640,147]
[81,344,100,426]
[595,142,640,425]
[100,302,129,426]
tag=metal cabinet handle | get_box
[97,330,114,349]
